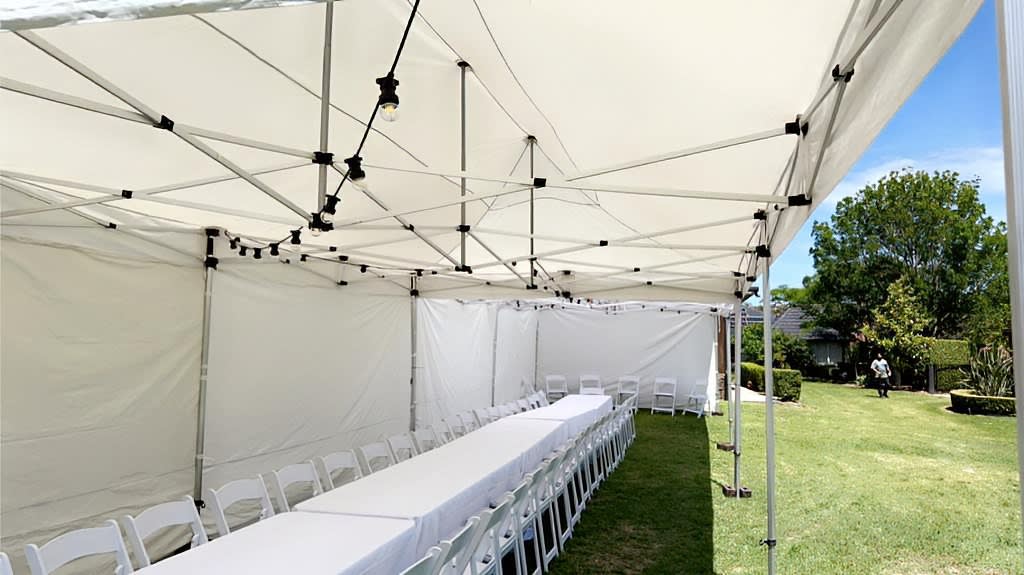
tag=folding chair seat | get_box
[317,450,363,489]
[386,433,420,462]
[413,427,441,453]
[545,375,568,401]
[122,495,207,567]
[203,476,275,536]
[271,461,324,512]
[616,375,640,406]
[684,379,709,417]
[651,376,678,416]
[357,441,397,475]
[578,374,604,395]
[26,521,133,575]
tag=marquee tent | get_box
[2,1,1016,574]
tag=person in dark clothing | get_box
[870,353,891,398]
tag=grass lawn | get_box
[547,382,1021,574]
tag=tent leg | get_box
[997,0,1024,541]
[410,277,418,431]
[316,0,334,212]
[193,264,214,504]
[762,250,778,573]
[528,135,537,289]
[725,316,733,436]
[490,306,500,407]
[459,61,469,271]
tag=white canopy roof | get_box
[0,0,982,301]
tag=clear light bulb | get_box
[378,102,399,122]
[310,226,321,237]
[322,211,334,224]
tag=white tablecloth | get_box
[512,394,613,436]
[295,417,569,558]
[135,512,416,575]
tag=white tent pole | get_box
[804,80,849,199]
[459,61,470,271]
[725,310,733,440]
[0,77,313,161]
[193,253,215,503]
[997,0,1024,542]
[15,32,312,222]
[762,248,778,573]
[529,136,537,289]
[316,0,334,212]
[490,306,500,407]
[468,231,531,286]
[566,127,787,182]
[409,276,418,431]
[733,298,744,498]
[533,310,541,392]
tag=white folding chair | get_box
[491,405,508,419]
[616,375,640,406]
[579,374,604,395]
[651,376,678,416]
[413,427,441,453]
[433,423,456,445]
[387,433,420,462]
[516,398,532,412]
[545,375,568,401]
[444,416,468,438]
[271,461,324,512]
[537,392,550,407]
[437,517,480,575]
[122,495,207,567]
[318,450,363,489]
[0,552,12,575]
[25,520,134,575]
[399,544,449,575]
[458,411,480,432]
[358,441,397,475]
[203,476,275,536]
[474,407,494,426]
[467,494,516,575]
[684,379,709,417]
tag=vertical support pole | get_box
[733,299,743,497]
[725,314,733,438]
[528,135,537,289]
[410,276,418,431]
[193,233,217,503]
[316,0,335,212]
[458,60,470,270]
[762,250,778,573]
[997,0,1024,540]
[534,311,541,391]
[491,305,501,407]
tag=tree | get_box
[770,284,809,315]
[806,170,1008,341]
[860,278,931,384]
[740,323,814,371]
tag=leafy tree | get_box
[740,323,814,371]
[860,279,931,383]
[806,169,1008,340]
[770,284,809,315]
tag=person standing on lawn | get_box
[870,352,891,398]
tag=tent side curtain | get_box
[0,238,203,572]
[537,307,719,412]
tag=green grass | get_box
[548,383,1022,574]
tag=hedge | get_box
[949,389,1016,416]
[740,362,802,402]
[935,365,964,393]
[928,338,969,366]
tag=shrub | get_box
[935,366,964,393]
[740,362,801,402]
[960,346,1015,397]
[950,389,1016,416]
[928,338,970,366]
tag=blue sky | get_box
[771,0,1005,290]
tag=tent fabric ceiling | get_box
[0,0,982,302]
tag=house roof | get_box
[776,306,844,341]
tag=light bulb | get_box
[322,211,334,224]
[310,226,321,237]
[378,102,399,122]
[350,177,368,192]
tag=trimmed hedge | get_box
[928,338,970,366]
[740,362,802,402]
[935,365,964,393]
[949,389,1016,416]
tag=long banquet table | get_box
[510,394,613,436]
[135,512,416,575]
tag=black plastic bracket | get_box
[312,151,334,165]
[337,280,349,286]
[746,275,756,282]
[405,224,415,232]
[154,115,175,131]
[338,255,348,262]
[784,116,809,136]
[410,289,420,296]
[106,222,117,229]
[311,212,333,232]
[194,498,206,509]
[754,209,768,220]
[533,177,547,188]
[205,228,220,238]
[759,538,777,548]
[121,189,133,199]
[457,60,471,69]
[457,224,471,233]
[300,254,308,262]
[598,240,608,247]
[415,269,423,277]
[290,230,302,245]
[526,284,538,290]
[732,271,743,278]
[755,244,771,258]
[633,267,641,272]
[455,265,473,273]
[204,256,219,270]
[329,246,337,252]
[734,290,744,299]
[831,64,854,83]
[787,194,812,207]
[646,281,653,286]
[526,135,536,143]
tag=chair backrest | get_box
[202,476,275,536]
[318,450,363,490]
[25,520,134,575]
[433,423,455,444]
[358,441,397,475]
[387,433,420,462]
[537,392,550,406]
[618,375,640,394]
[579,374,603,394]
[458,411,479,432]
[688,379,708,399]
[272,461,324,512]
[490,405,506,419]
[399,543,449,575]
[437,517,480,575]
[467,493,516,571]
[654,376,678,395]
[444,416,467,438]
[516,398,531,412]
[122,496,207,567]
[413,427,441,453]
[473,407,492,426]
[0,552,12,575]
[545,375,567,394]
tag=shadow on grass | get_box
[548,412,714,575]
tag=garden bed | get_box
[949,389,1016,416]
